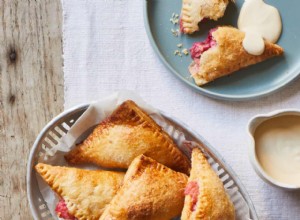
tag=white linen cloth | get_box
[62,0,300,219]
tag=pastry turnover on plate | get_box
[181,148,235,220]
[65,100,190,174]
[100,155,188,220]
[180,0,231,34]
[189,26,284,86]
[35,163,124,220]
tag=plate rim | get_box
[143,0,300,101]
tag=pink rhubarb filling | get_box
[188,28,217,76]
[190,28,217,61]
[55,199,77,220]
[184,181,199,211]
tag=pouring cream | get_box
[238,0,282,55]
[254,115,300,186]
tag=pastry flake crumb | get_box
[170,13,180,25]
[177,43,183,48]
[171,29,179,37]
[182,49,189,55]
[174,50,182,57]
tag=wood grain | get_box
[0,0,63,219]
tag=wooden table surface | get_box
[0,1,63,219]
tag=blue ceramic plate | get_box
[144,0,300,100]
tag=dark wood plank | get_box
[0,0,63,218]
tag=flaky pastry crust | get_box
[190,26,284,86]
[100,155,188,220]
[181,0,230,34]
[35,163,124,220]
[181,148,235,220]
[65,100,190,174]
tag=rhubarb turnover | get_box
[100,155,188,220]
[181,148,235,220]
[35,163,124,220]
[180,0,231,34]
[65,100,190,174]
[189,26,284,86]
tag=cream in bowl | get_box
[248,110,300,190]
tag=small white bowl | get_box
[247,109,300,190]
